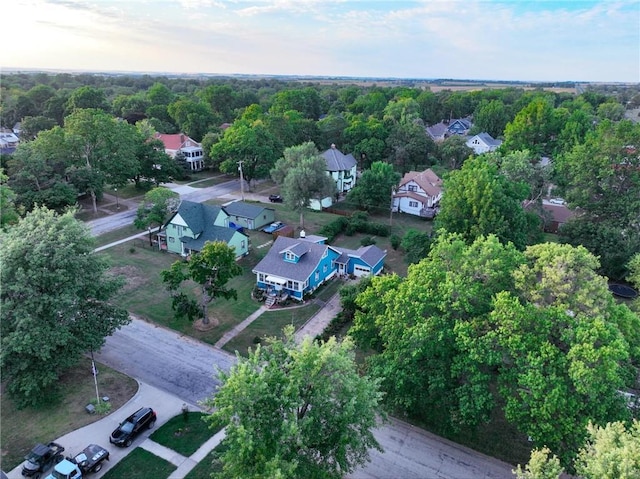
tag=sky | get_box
[4,0,640,83]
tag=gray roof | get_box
[476,132,502,147]
[322,145,357,172]
[181,225,245,252]
[170,200,225,235]
[253,236,333,282]
[355,244,386,267]
[223,201,273,220]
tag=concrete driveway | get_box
[5,382,193,479]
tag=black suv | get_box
[109,407,156,447]
[269,194,283,203]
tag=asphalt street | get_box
[95,319,515,479]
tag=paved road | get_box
[94,318,235,405]
[88,178,243,236]
[95,319,514,479]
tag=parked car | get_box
[21,442,65,477]
[109,407,156,447]
[262,221,285,234]
[44,444,109,479]
[269,194,283,203]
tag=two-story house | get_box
[310,144,357,210]
[159,200,249,258]
[253,233,386,304]
[392,168,443,218]
[466,132,502,154]
[154,133,205,172]
[426,118,473,142]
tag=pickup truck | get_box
[262,221,285,234]
[44,444,109,479]
[21,442,65,477]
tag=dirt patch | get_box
[110,265,148,292]
[193,317,219,331]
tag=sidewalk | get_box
[5,381,197,479]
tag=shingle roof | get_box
[254,236,330,282]
[173,200,225,234]
[322,145,357,172]
[355,244,386,267]
[223,201,273,220]
[181,225,244,251]
[154,133,201,151]
[398,169,443,197]
[475,132,502,147]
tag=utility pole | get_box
[238,160,245,201]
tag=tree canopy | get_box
[0,206,130,407]
[205,326,383,479]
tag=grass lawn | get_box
[0,358,138,471]
[149,412,224,457]
[184,443,228,479]
[101,447,176,479]
[100,239,265,346]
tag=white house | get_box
[392,168,443,218]
[309,144,357,210]
[154,133,205,172]
[466,132,502,154]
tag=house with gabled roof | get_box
[154,133,205,171]
[426,118,472,142]
[392,168,443,218]
[466,132,502,154]
[310,144,356,210]
[159,200,249,258]
[253,233,386,303]
[222,200,275,231]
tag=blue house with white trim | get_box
[252,233,386,303]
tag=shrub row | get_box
[319,212,390,242]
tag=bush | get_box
[390,234,401,250]
[360,236,376,246]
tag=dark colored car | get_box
[21,442,65,477]
[109,407,156,447]
[269,194,283,203]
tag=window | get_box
[293,281,299,290]
[315,271,320,282]
[241,240,245,249]
[408,185,417,192]
[323,264,327,273]
[259,273,265,282]
[409,201,418,208]
[169,237,175,243]
[287,280,293,288]
[285,251,296,261]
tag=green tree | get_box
[502,96,561,155]
[555,119,640,279]
[210,118,281,186]
[271,142,336,227]
[346,161,400,212]
[435,155,540,250]
[19,115,57,141]
[436,134,473,170]
[167,98,215,142]
[386,120,434,173]
[64,108,140,214]
[472,99,509,139]
[0,168,20,229]
[134,187,180,243]
[575,420,640,478]
[514,447,563,479]
[0,207,130,407]
[205,326,383,479]
[65,86,109,113]
[400,229,432,265]
[161,241,242,325]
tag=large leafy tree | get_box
[210,117,282,186]
[167,98,215,142]
[134,187,180,243]
[502,96,562,155]
[350,233,523,430]
[205,326,383,479]
[8,127,78,212]
[64,108,140,214]
[0,207,130,407]
[435,155,540,250]
[472,99,509,139]
[161,241,242,325]
[346,161,400,213]
[271,142,336,227]
[0,168,20,229]
[65,86,110,113]
[555,119,640,279]
[386,120,435,173]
